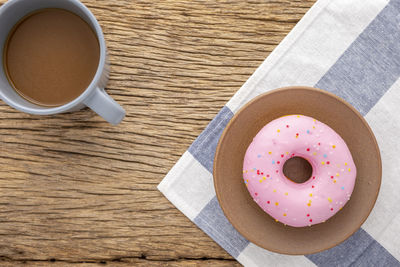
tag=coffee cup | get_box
[0,0,125,125]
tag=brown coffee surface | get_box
[4,9,100,106]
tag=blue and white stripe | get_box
[159,0,400,265]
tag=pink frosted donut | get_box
[243,115,356,227]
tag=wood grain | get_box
[0,0,316,265]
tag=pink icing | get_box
[243,115,356,227]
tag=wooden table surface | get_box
[0,0,316,266]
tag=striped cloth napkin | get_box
[158,0,400,265]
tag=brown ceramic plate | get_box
[213,86,381,255]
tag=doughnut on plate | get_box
[213,86,381,255]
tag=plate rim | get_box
[213,86,382,255]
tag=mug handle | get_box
[84,87,125,125]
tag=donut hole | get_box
[283,157,313,184]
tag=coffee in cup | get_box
[4,8,100,107]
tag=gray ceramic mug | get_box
[0,0,125,125]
